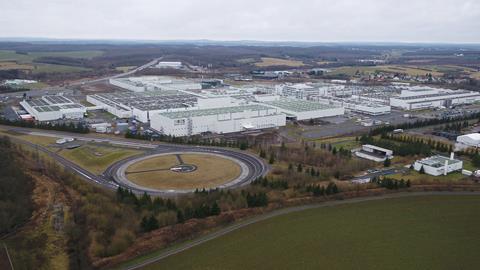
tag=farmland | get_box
[329,64,480,80]
[0,49,102,74]
[0,50,104,61]
[330,65,444,77]
[255,57,305,67]
[141,195,480,270]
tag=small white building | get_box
[413,153,463,176]
[150,104,286,136]
[355,145,394,162]
[156,61,183,69]
[456,133,480,148]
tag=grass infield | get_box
[125,154,242,190]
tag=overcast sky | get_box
[1,0,479,43]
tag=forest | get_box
[0,136,34,236]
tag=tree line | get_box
[371,176,411,190]
[369,113,480,136]
[0,118,89,133]
[125,130,249,150]
[0,136,34,236]
[257,141,371,181]
[360,134,433,157]
[306,182,340,197]
[116,186,268,233]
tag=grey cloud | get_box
[0,0,479,42]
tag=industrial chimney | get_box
[444,159,449,176]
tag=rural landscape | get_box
[1,0,480,270]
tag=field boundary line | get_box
[3,243,14,270]
[119,191,480,270]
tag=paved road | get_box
[7,135,117,189]
[5,127,268,196]
[69,57,162,86]
[120,191,480,270]
[352,167,408,181]
[302,110,416,139]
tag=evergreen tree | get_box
[210,202,221,216]
[297,164,303,173]
[288,163,293,171]
[176,210,185,223]
[269,153,275,164]
[383,158,391,167]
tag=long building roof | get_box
[159,105,275,119]
[262,98,338,112]
[89,91,198,111]
[394,90,477,101]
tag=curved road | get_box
[120,191,480,270]
[105,146,268,195]
[69,57,163,86]
[6,127,268,196]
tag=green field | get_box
[0,50,103,62]
[30,63,91,74]
[0,49,102,74]
[389,170,467,182]
[60,144,142,175]
[140,195,480,270]
[28,50,104,59]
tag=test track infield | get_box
[4,127,268,196]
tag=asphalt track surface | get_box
[110,151,254,194]
[4,127,268,196]
[120,191,480,270]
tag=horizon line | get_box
[0,37,479,46]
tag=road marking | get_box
[3,243,14,270]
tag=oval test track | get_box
[5,128,268,196]
[105,144,269,196]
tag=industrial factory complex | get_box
[19,95,86,121]
[17,76,480,137]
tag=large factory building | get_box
[150,105,286,136]
[20,96,86,121]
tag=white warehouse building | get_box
[86,91,198,122]
[156,61,183,69]
[20,96,86,121]
[260,98,344,120]
[150,105,286,136]
[109,76,202,93]
[390,90,480,110]
[317,97,391,116]
[456,133,480,148]
[355,144,393,162]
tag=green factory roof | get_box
[263,99,337,112]
[159,105,274,119]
